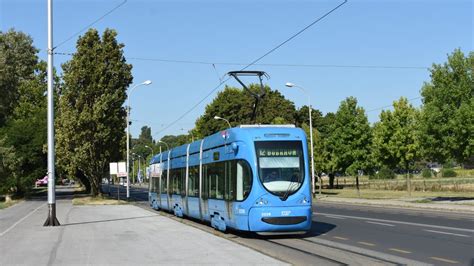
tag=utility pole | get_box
[44,0,60,226]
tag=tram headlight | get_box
[231,142,239,153]
[256,197,268,205]
[300,197,309,204]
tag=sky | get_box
[1,0,472,140]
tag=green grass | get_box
[0,200,20,209]
[72,196,128,205]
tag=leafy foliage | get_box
[0,29,38,126]
[56,28,132,196]
[369,167,395,180]
[421,168,432,178]
[441,168,457,177]
[372,97,420,171]
[194,85,296,138]
[325,97,372,176]
[0,30,47,196]
[419,49,473,164]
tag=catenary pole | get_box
[44,0,60,226]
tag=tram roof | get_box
[150,125,301,164]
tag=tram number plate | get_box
[281,210,291,216]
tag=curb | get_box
[314,196,474,214]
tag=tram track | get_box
[112,186,419,265]
[132,203,398,265]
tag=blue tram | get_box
[148,125,312,232]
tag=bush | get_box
[370,167,396,180]
[441,168,457,177]
[421,168,432,178]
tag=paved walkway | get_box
[0,195,283,265]
[316,196,474,213]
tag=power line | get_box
[152,0,348,137]
[53,0,127,50]
[366,96,422,113]
[56,53,430,70]
[127,57,429,70]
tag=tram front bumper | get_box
[248,205,312,232]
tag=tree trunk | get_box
[76,169,91,194]
[356,175,360,197]
[406,164,411,197]
[329,173,335,189]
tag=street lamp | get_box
[126,80,152,199]
[181,128,194,142]
[285,82,317,196]
[214,116,231,129]
[144,145,154,161]
[158,140,170,150]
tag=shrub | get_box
[442,168,457,177]
[374,167,396,180]
[421,168,432,178]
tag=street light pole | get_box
[285,82,318,196]
[126,80,152,199]
[158,140,170,151]
[181,128,194,142]
[44,0,60,226]
[214,116,231,129]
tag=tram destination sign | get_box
[258,148,298,157]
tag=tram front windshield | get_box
[255,141,304,197]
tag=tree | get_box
[419,49,473,165]
[194,85,296,137]
[295,105,324,129]
[326,97,372,195]
[138,126,153,145]
[0,29,38,126]
[372,97,420,195]
[56,28,133,196]
[0,62,52,196]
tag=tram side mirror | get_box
[231,142,239,154]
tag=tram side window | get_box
[205,162,225,200]
[154,174,160,193]
[236,160,252,201]
[171,168,183,195]
[188,166,199,197]
[225,161,235,201]
[161,169,168,194]
[202,165,208,199]
[180,168,186,196]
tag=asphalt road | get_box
[313,202,474,265]
[108,184,474,265]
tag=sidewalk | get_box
[0,195,283,265]
[316,196,474,214]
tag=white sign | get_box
[117,161,127,177]
[109,162,118,175]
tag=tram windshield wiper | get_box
[281,174,298,201]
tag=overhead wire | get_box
[55,53,430,70]
[53,0,128,50]
[366,96,422,113]
[151,0,349,137]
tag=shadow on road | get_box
[61,214,159,227]
[234,221,336,240]
[431,196,474,202]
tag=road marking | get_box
[389,248,411,254]
[333,236,348,240]
[357,241,375,246]
[323,215,346,220]
[366,221,395,227]
[315,212,474,233]
[423,229,470,238]
[0,203,45,237]
[429,257,459,264]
